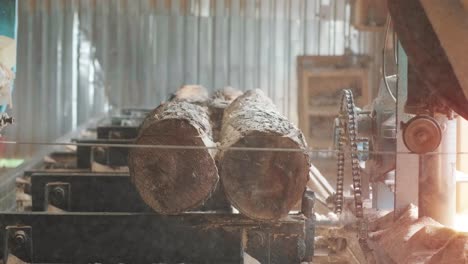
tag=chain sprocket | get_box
[334,89,369,251]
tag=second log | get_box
[218,89,310,220]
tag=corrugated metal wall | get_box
[8,0,382,157]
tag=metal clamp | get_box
[45,182,70,211]
[3,226,33,264]
[242,224,306,264]
[242,228,269,263]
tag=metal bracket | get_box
[240,192,315,263]
[3,226,33,264]
[241,224,306,264]
[242,229,269,263]
[44,182,70,211]
[302,190,316,262]
[0,213,305,263]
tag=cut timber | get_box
[129,86,218,214]
[218,89,309,220]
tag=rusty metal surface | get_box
[0,212,306,263]
[30,171,232,213]
[30,172,150,212]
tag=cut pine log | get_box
[129,86,218,214]
[218,89,310,220]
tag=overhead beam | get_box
[419,0,468,102]
[388,0,468,119]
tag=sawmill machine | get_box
[0,1,467,263]
[321,0,468,261]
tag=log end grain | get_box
[220,131,309,221]
[129,105,219,214]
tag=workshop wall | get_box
[9,0,382,156]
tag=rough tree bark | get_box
[129,86,218,214]
[218,89,310,220]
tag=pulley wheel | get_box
[403,115,442,154]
